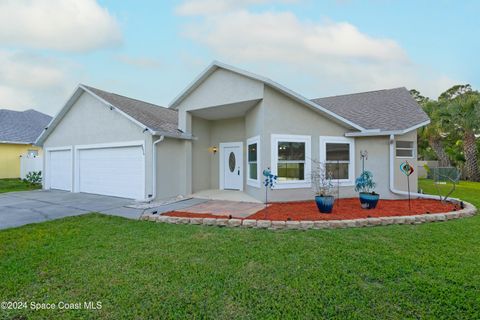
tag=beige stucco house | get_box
[37,61,429,202]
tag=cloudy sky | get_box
[0,0,478,115]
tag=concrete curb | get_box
[140,201,477,230]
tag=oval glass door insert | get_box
[228,152,236,172]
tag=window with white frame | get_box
[247,136,260,187]
[396,141,414,158]
[271,134,311,188]
[320,136,355,184]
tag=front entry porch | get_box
[191,189,261,203]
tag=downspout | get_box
[152,135,165,201]
[388,134,442,200]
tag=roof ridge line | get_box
[81,84,169,110]
[312,87,406,100]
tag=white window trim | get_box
[319,136,355,186]
[247,136,261,188]
[271,134,311,189]
[395,140,415,159]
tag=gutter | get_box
[0,140,34,145]
[151,131,194,140]
[151,135,165,201]
[388,134,444,201]
[346,120,431,137]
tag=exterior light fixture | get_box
[209,146,218,154]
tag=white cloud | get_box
[176,0,298,16]
[0,85,34,109]
[179,6,457,98]
[0,0,121,52]
[0,50,76,115]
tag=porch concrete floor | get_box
[191,189,262,203]
[173,200,266,219]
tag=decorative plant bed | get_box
[142,198,477,230]
[164,198,458,221]
[246,198,458,221]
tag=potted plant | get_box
[354,171,379,209]
[311,160,335,213]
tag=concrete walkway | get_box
[191,189,262,203]
[169,200,266,218]
[0,190,207,230]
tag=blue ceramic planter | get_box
[315,195,335,213]
[359,192,380,209]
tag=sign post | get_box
[263,168,277,219]
[400,161,415,210]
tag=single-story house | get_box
[0,109,52,178]
[36,61,429,202]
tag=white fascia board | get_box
[345,120,431,137]
[151,131,194,140]
[36,85,84,145]
[0,141,32,145]
[168,61,366,131]
[168,61,219,109]
[79,85,155,135]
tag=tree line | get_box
[411,85,480,182]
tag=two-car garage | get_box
[45,142,145,200]
[37,84,187,202]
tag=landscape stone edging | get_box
[140,201,477,230]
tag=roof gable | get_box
[37,85,190,145]
[81,86,181,136]
[169,61,365,131]
[0,109,52,144]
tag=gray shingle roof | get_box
[0,109,52,144]
[311,87,429,131]
[82,85,184,137]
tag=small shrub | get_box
[311,159,334,196]
[24,171,42,185]
[355,171,376,194]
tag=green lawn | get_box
[0,181,479,319]
[419,178,480,207]
[0,178,41,194]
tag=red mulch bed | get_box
[163,198,458,221]
[247,198,458,221]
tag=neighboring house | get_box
[0,109,52,179]
[37,61,429,202]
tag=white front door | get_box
[221,142,243,190]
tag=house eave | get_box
[0,141,34,145]
[152,131,194,140]
[345,120,431,137]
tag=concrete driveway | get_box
[0,190,144,230]
[0,190,208,230]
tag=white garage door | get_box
[49,149,72,191]
[77,146,144,199]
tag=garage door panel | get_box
[78,146,144,199]
[49,150,72,191]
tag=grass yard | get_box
[0,180,479,319]
[419,178,480,207]
[0,178,41,194]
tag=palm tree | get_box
[444,93,480,181]
[417,100,452,167]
